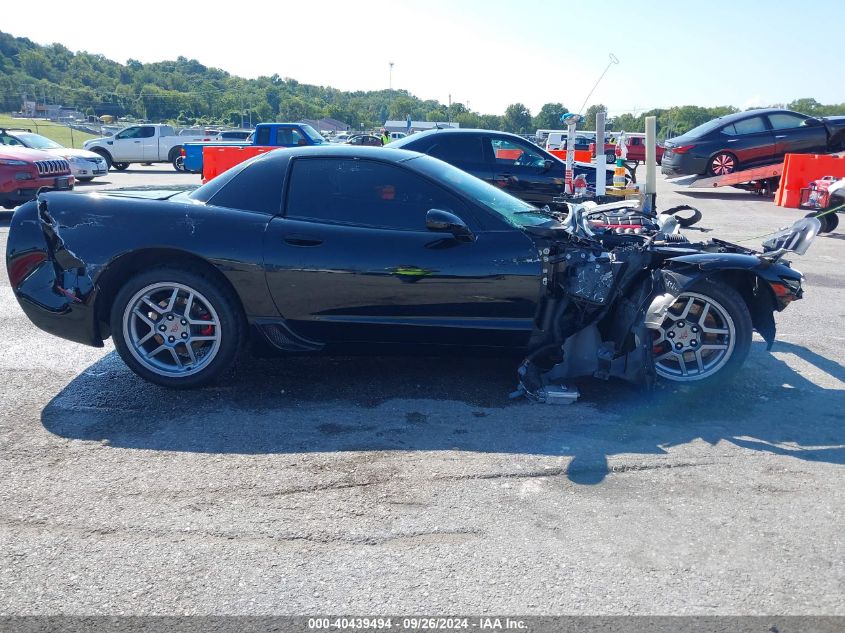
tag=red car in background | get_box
[1,146,74,209]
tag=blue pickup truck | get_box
[181,122,327,174]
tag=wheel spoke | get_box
[678,354,689,376]
[700,343,729,351]
[697,302,711,326]
[183,292,194,319]
[137,330,157,345]
[701,325,729,335]
[677,296,694,319]
[169,348,183,369]
[165,287,179,312]
[141,296,166,314]
[694,350,705,373]
[145,344,166,359]
[191,335,218,342]
[185,343,197,366]
[132,308,157,329]
[187,316,219,326]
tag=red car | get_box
[1,146,74,209]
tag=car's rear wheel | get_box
[708,152,738,176]
[110,267,245,388]
[172,155,185,171]
[112,162,129,171]
[651,280,751,384]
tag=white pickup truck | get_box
[82,124,213,171]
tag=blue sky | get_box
[4,0,842,116]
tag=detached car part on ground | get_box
[5,147,817,392]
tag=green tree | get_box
[533,103,569,130]
[584,104,608,132]
[502,103,532,133]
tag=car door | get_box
[716,115,775,167]
[263,156,542,348]
[485,136,563,205]
[139,126,160,161]
[766,112,829,158]
[110,126,149,161]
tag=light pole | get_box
[389,62,394,91]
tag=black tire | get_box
[109,266,246,389]
[707,152,738,176]
[826,212,839,233]
[92,149,112,169]
[605,150,616,163]
[112,162,129,171]
[77,177,94,183]
[663,204,703,227]
[172,155,186,172]
[652,278,752,385]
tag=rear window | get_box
[192,153,286,214]
[722,116,767,135]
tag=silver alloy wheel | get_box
[122,282,222,378]
[711,153,736,175]
[653,292,736,382]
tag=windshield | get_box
[16,132,63,150]
[299,124,326,144]
[409,155,551,227]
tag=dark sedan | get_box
[390,129,614,207]
[662,108,845,177]
[6,146,814,390]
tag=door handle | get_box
[133,140,141,143]
[775,135,787,139]
[284,235,323,247]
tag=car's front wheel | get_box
[112,162,130,171]
[110,267,245,388]
[651,280,752,383]
[708,152,738,176]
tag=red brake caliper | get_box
[200,313,214,336]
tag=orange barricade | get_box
[548,149,594,163]
[202,145,276,182]
[775,153,845,208]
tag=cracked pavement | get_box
[1,167,843,614]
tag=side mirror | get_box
[426,209,474,241]
[803,117,822,127]
[542,159,554,172]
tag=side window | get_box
[159,126,175,136]
[428,135,484,163]
[492,138,546,167]
[0,134,23,146]
[732,117,767,135]
[139,126,156,139]
[286,158,470,231]
[115,127,139,140]
[290,129,306,146]
[767,113,806,130]
[720,124,737,136]
[255,127,271,145]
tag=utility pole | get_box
[448,93,452,123]
[389,62,394,91]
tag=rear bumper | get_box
[6,201,102,347]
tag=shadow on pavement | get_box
[42,340,844,484]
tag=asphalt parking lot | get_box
[1,166,843,615]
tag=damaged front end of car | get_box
[512,201,818,402]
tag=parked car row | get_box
[1,128,107,181]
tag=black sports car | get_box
[389,129,616,207]
[6,146,817,390]
[662,108,845,177]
